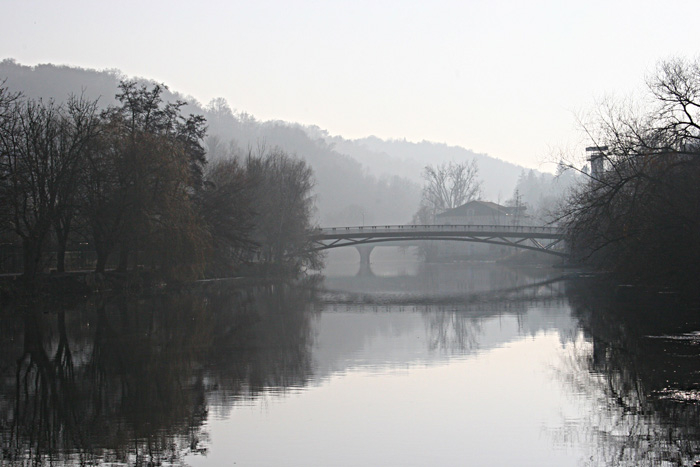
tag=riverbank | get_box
[0,266,322,303]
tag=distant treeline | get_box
[0,80,320,281]
[563,58,700,291]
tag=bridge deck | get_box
[313,224,562,239]
[310,224,566,257]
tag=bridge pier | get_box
[355,245,374,266]
[355,245,375,277]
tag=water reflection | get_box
[323,259,566,304]
[0,282,317,466]
[563,278,700,466]
[1,265,699,466]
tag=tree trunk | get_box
[22,237,41,279]
[55,241,67,273]
[54,218,71,273]
[117,247,129,273]
[95,249,109,274]
[92,226,112,274]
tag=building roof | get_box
[435,200,523,218]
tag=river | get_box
[1,247,699,466]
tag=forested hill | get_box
[0,59,531,225]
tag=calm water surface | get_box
[2,247,700,466]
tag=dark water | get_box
[2,249,700,466]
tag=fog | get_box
[0,59,570,228]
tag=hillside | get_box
[311,131,525,202]
[0,59,535,225]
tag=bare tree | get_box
[0,94,99,278]
[416,160,482,223]
[199,157,256,275]
[562,57,700,287]
[246,148,321,274]
[83,80,209,279]
[52,95,101,272]
[0,84,22,238]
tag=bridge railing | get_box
[315,224,562,236]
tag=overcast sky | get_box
[3,0,700,170]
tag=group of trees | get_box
[563,58,700,288]
[0,80,320,281]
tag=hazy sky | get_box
[3,0,700,170]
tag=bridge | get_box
[310,224,566,264]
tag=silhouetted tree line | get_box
[562,58,700,289]
[0,80,320,281]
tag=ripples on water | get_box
[1,252,700,466]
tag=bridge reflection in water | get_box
[322,259,570,311]
[311,224,566,266]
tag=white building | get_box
[435,200,528,226]
[430,200,529,260]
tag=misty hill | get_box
[0,59,541,226]
[203,103,422,226]
[326,136,581,222]
[0,59,203,117]
[303,128,525,202]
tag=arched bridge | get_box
[310,224,567,261]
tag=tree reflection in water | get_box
[563,278,700,466]
[0,281,317,466]
[2,273,700,466]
